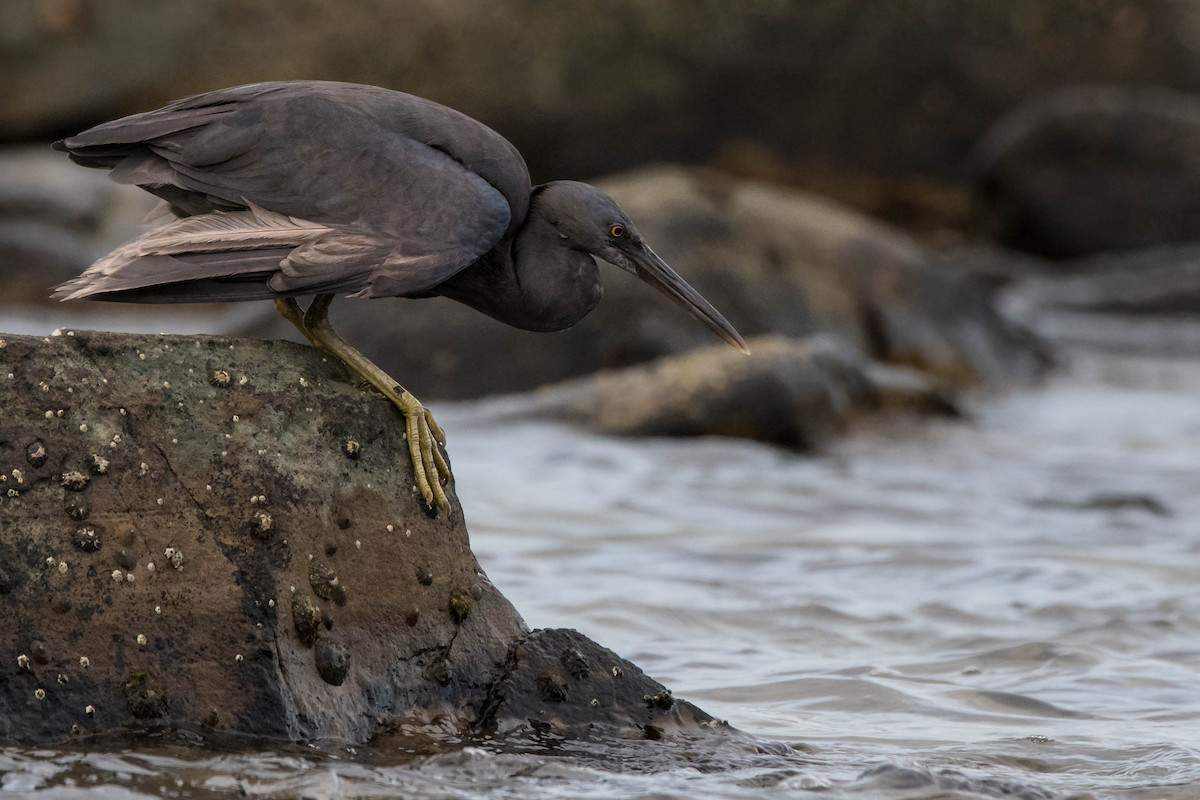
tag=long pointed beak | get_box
[622,243,750,355]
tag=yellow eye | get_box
[609,224,625,238]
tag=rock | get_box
[975,85,1200,257]
[0,1,834,181]
[592,169,1048,387]
[0,329,722,745]
[503,335,957,450]
[479,628,722,741]
[239,166,1045,399]
[4,0,1199,191]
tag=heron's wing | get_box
[55,81,518,300]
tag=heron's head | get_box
[535,181,749,354]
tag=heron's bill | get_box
[627,245,750,355]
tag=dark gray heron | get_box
[53,80,749,514]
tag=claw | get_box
[425,408,448,449]
[398,390,451,515]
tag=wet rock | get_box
[482,629,725,741]
[0,329,724,747]
[505,335,958,450]
[976,85,1200,257]
[314,640,351,687]
[291,593,323,648]
[124,672,169,720]
[424,658,452,688]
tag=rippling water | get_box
[4,349,1199,798]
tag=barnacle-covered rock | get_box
[0,330,722,747]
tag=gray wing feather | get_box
[55,81,520,302]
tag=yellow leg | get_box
[275,298,320,347]
[274,295,451,514]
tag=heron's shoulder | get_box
[264,82,533,225]
[356,88,533,225]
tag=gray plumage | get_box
[54,80,747,349]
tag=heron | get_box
[53,80,749,514]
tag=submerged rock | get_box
[511,335,958,450]
[0,330,722,746]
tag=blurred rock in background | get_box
[493,335,960,451]
[4,0,1199,192]
[975,86,1200,258]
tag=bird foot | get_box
[393,387,451,515]
[274,295,453,516]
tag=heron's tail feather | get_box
[53,205,330,302]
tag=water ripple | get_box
[3,357,1199,797]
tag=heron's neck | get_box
[440,207,601,332]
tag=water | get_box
[3,349,1199,798]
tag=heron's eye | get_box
[609,224,626,238]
